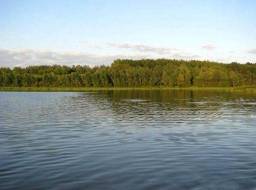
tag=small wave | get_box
[122,99,148,103]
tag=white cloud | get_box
[107,43,179,55]
[201,44,216,51]
[0,49,118,67]
[248,49,256,54]
[107,42,199,60]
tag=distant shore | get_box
[0,86,255,93]
[1,60,256,89]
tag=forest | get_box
[0,59,255,88]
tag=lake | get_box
[0,90,256,190]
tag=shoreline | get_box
[0,86,255,93]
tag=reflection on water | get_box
[0,90,256,190]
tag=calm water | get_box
[1,90,256,190]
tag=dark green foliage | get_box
[0,60,255,87]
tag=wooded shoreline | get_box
[1,59,256,88]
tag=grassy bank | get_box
[0,86,255,93]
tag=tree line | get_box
[0,59,255,87]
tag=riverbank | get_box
[0,86,256,93]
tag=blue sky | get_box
[0,0,256,67]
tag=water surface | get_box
[0,90,256,190]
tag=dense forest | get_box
[0,59,256,88]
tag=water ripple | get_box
[0,90,256,190]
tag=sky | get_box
[0,0,256,67]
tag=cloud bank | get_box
[1,43,252,68]
[0,49,119,68]
[0,44,199,67]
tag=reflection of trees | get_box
[77,90,256,126]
